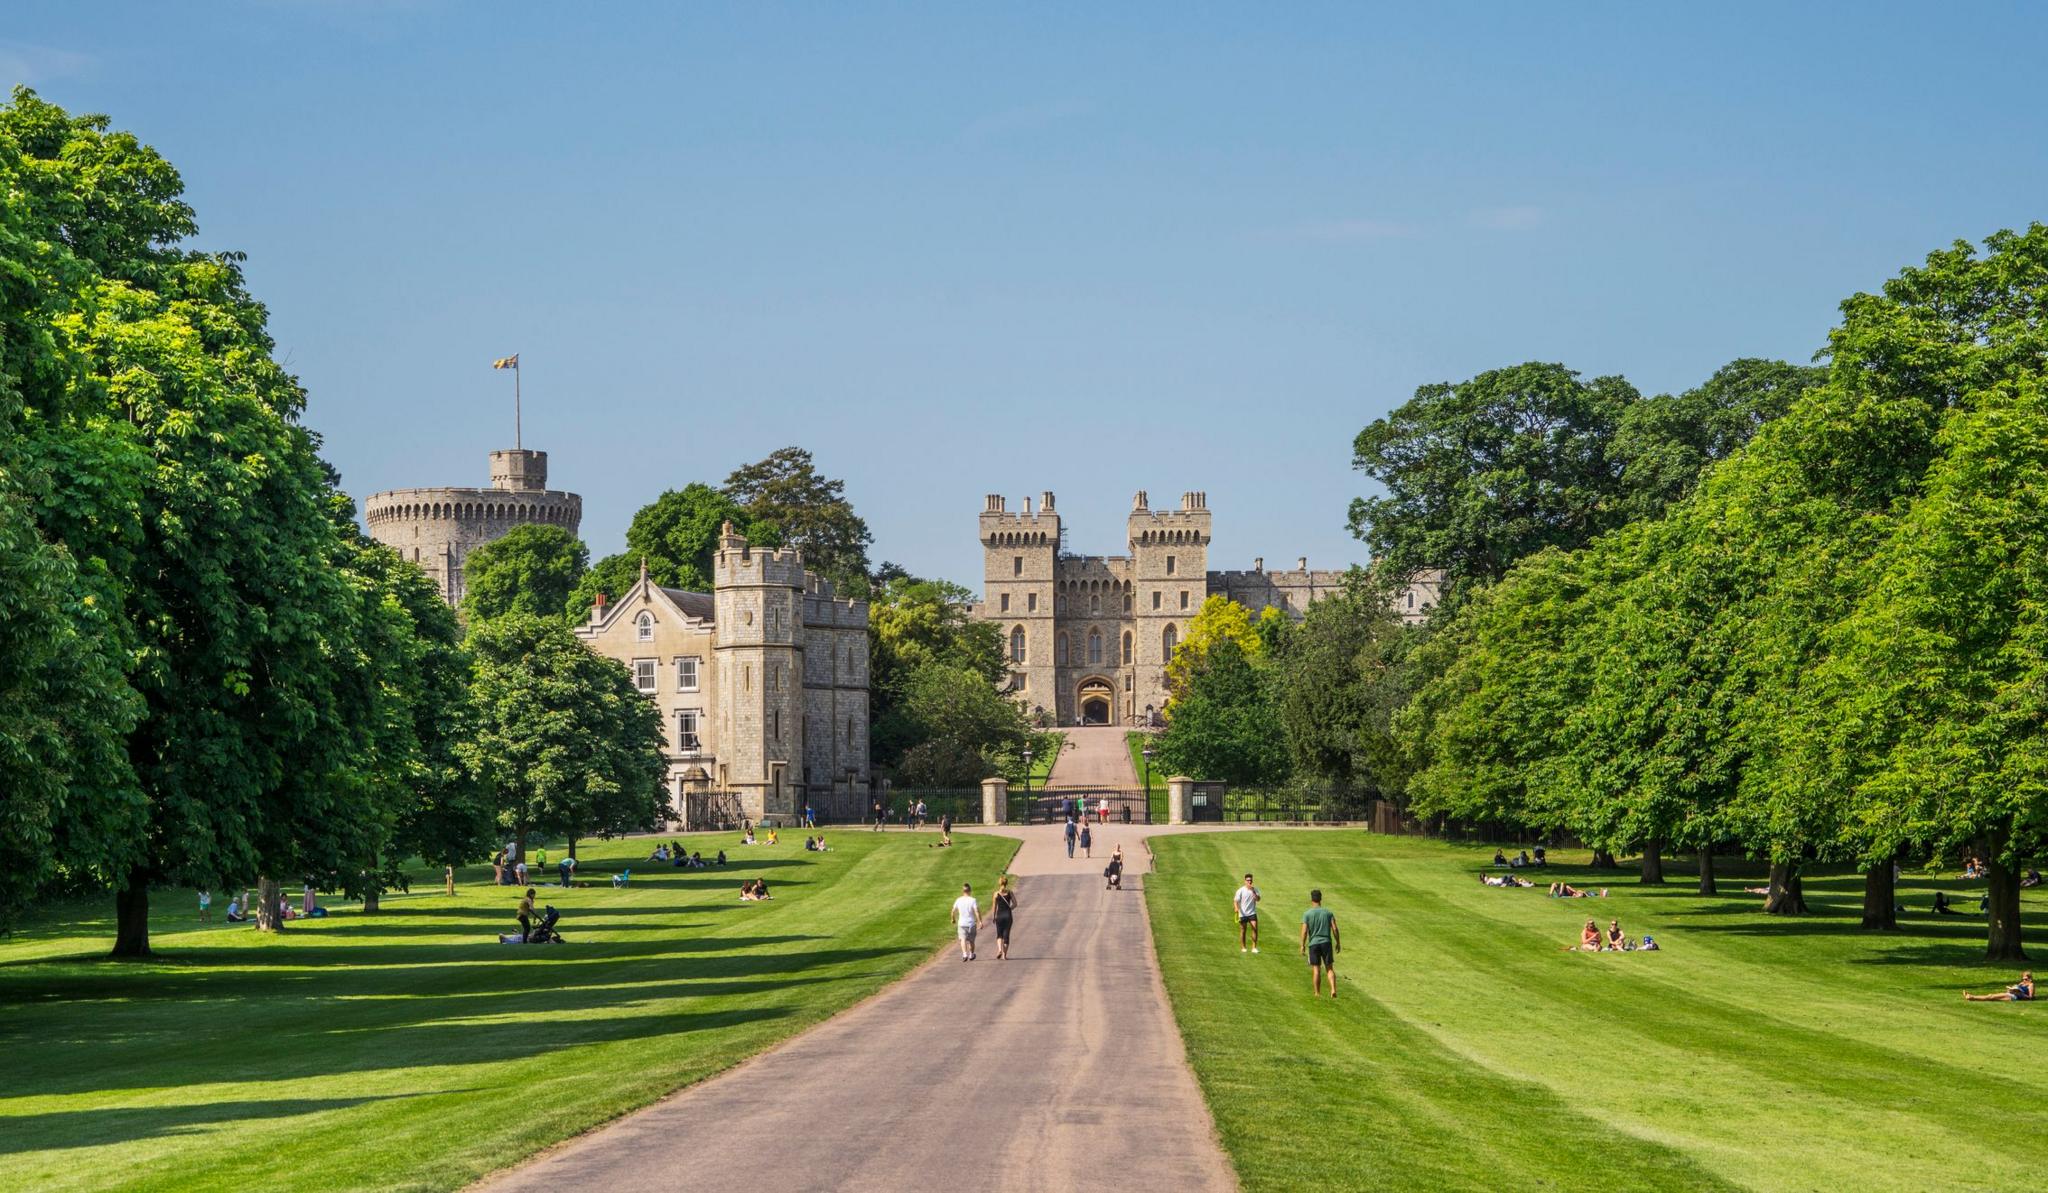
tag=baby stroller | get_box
[500,905,564,944]
[1104,856,1124,890]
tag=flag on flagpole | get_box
[492,354,520,370]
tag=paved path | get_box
[1044,725,1143,789]
[477,823,1235,1193]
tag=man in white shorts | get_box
[951,882,981,961]
[1233,873,1261,953]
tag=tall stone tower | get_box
[979,492,1061,716]
[1128,491,1210,721]
[364,448,582,605]
[713,522,806,821]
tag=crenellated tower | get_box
[1128,491,1211,721]
[713,522,806,820]
[979,492,1061,716]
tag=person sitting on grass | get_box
[1606,919,1628,951]
[1639,934,1660,951]
[715,850,728,867]
[741,827,756,846]
[2023,868,2044,889]
[1964,972,2034,1002]
[224,895,250,923]
[1493,850,1508,867]
[612,869,631,888]
[1934,890,1964,915]
[767,827,779,846]
[651,844,669,863]
[1567,918,1600,952]
[804,836,819,851]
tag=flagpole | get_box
[515,360,522,450]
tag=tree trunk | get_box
[1639,839,1664,885]
[1986,853,2027,961]
[1763,862,1806,915]
[1590,848,1618,869]
[113,871,151,958]
[255,877,284,932]
[1861,862,1896,931]
[568,833,578,861]
[1697,848,1717,896]
[362,888,381,914]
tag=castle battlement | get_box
[712,522,806,588]
[363,450,583,605]
[979,492,1061,546]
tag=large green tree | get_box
[462,523,589,623]
[1155,637,1290,788]
[1349,363,1640,602]
[462,615,669,857]
[723,447,872,592]
[3,90,373,954]
[867,575,1009,773]
[1273,574,1422,802]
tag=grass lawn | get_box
[1127,730,1166,821]
[1146,831,2048,1192]
[0,831,1017,1192]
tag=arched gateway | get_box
[1077,677,1115,725]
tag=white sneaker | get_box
[1241,947,1247,953]
[1251,947,1259,954]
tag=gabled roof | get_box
[659,586,716,622]
[580,573,716,638]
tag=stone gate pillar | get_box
[980,777,1009,826]
[1168,776,1193,825]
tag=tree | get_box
[723,447,872,592]
[462,615,669,858]
[1609,359,1824,522]
[1349,363,1641,603]
[567,483,772,617]
[891,664,1037,788]
[1165,595,1282,701]
[1155,638,1290,788]
[462,524,589,623]
[3,90,373,955]
[867,576,1007,771]
[1274,575,1421,802]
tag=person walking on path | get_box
[1300,889,1340,999]
[1234,874,1261,953]
[939,812,953,847]
[1064,816,1078,858]
[951,882,981,961]
[872,799,884,831]
[990,876,1018,959]
[1079,821,1093,859]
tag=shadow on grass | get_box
[0,1091,463,1155]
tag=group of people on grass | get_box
[648,842,725,870]
[1567,917,1656,953]
[1227,874,1342,998]
[1492,848,1547,869]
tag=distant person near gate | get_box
[1234,874,1261,953]
[1064,816,1078,858]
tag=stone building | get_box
[363,448,582,605]
[575,523,870,827]
[973,490,1440,727]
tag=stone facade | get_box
[575,524,869,827]
[363,449,582,605]
[973,490,1440,726]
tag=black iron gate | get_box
[1030,788,1152,825]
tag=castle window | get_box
[768,664,780,692]
[1057,633,1069,666]
[1166,556,1176,575]
[1406,591,1415,609]
[676,708,701,751]
[771,709,781,740]
[676,656,700,691]
[1162,624,1178,658]
[1087,628,1102,665]
[1122,631,1132,665]
[1010,625,1027,663]
[1027,592,1038,612]
[1180,590,1190,610]
[634,659,658,694]
[1013,556,1023,576]
[847,717,856,746]
[1152,591,1161,610]
[1090,594,1100,614]
[1058,595,1067,613]
[636,612,655,641]
[1000,593,1010,612]
[1123,592,1132,612]
[1015,672,1027,690]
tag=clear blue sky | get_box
[9,3,2045,587]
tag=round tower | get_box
[364,449,582,605]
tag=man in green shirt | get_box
[1299,890,1340,999]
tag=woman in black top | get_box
[991,876,1018,959]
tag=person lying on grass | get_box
[1481,874,1533,888]
[1549,882,1605,898]
[2022,868,2043,889]
[1964,972,2033,1002]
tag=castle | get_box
[363,448,583,605]
[973,490,1439,727]
[574,523,870,827]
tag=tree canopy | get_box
[463,523,590,623]
[723,447,872,592]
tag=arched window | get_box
[1087,628,1102,665]
[1010,625,1027,663]
[636,612,654,641]
[1090,593,1100,614]
[1057,633,1070,666]
[1162,623,1178,658]
[1123,591,1133,612]
[1121,631,1132,665]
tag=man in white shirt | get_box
[951,882,981,961]
[1233,873,1261,953]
